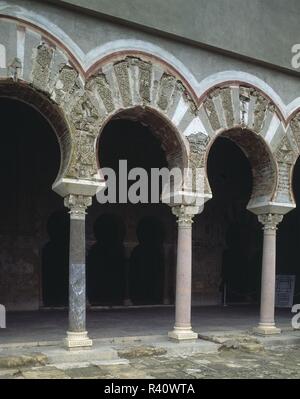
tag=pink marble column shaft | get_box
[168,205,198,341]
[254,213,283,335]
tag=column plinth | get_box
[64,331,92,350]
[253,324,281,336]
[253,213,283,336]
[64,194,92,350]
[168,205,198,342]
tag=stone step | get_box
[256,333,300,348]
[43,345,119,364]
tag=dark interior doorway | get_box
[87,118,176,306]
[277,158,300,305]
[0,98,66,310]
[206,136,262,304]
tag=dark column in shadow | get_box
[87,214,126,305]
[129,217,165,305]
[41,210,69,307]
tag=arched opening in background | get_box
[0,97,68,310]
[277,158,300,306]
[199,131,264,305]
[87,111,185,306]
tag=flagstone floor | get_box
[0,305,293,345]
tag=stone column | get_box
[163,245,171,305]
[64,194,93,349]
[168,205,198,341]
[254,213,283,335]
[123,256,133,306]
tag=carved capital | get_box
[258,213,283,230]
[172,205,195,227]
[64,194,92,220]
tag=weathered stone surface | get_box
[157,73,176,111]
[117,346,167,359]
[220,88,234,128]
[63,365,107,379]
[252,91,269,133]
[21,367,70,379]
[4,345,300,379]
[275,136,296,164]
[31,43,54,91]
[200,334,264,353]
[0,353,48,369]
[51,64,79,105]
[276,162,292,202]
[92,73,115,113]
[113,60,132,107]
[219,340,264,353]
[186,132,210,193]
[289,114,300,152]
[203,97,221,131]
[136,59,152,104]
[187,132,209,169]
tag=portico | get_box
[1,2,300,352]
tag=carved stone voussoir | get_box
[69,93,100,136]
[64,194,92,219]
[258,213,283,230]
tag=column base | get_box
[253,324,281,336]
[168,327,198,342]
[64,331,93,350]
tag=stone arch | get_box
[197,83,284,138]
[0,15,98,196]
[2,14,298,208]
[288,111,300,203]
[96,106,189,172]
[193,83,297,212]
[0,12,208,199]
[0,80,71,186]
[205,127,277,211]
[75,53,207,200]
[3,13,299,207]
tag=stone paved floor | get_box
[0,306,293,345]
[1,345,300,379]
[1,305,299,379]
